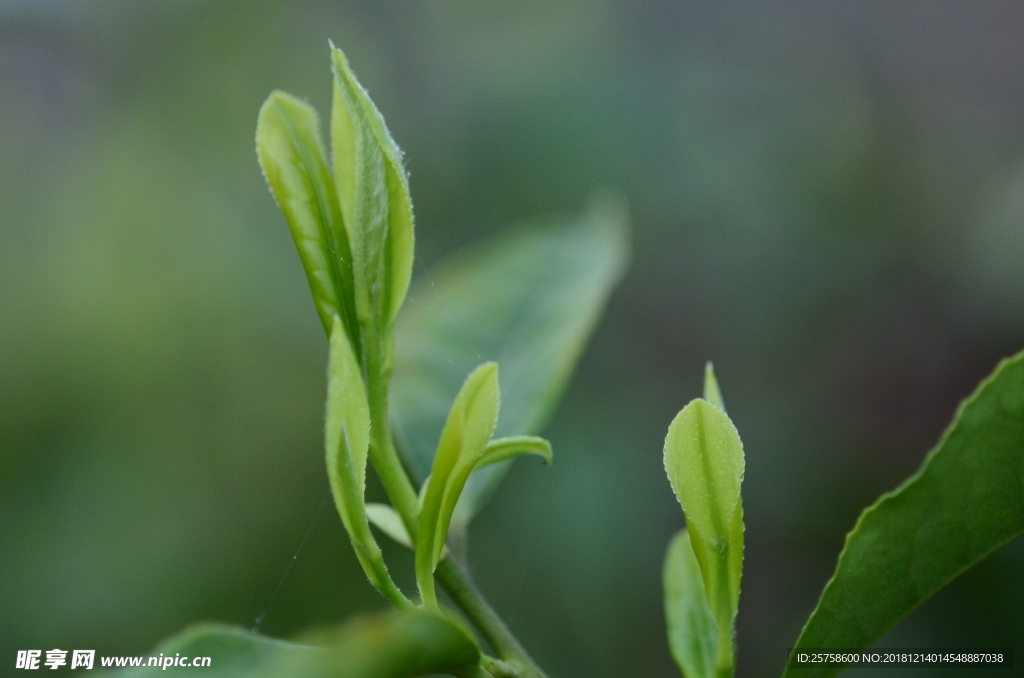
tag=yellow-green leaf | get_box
[415,362,499,609]
[664,529,718,678]
[326,317,410,610]
[475,435,552,469]
[703,362,726,413]
[447,435,554,534]
[664,399,745,677]
[330,44,414,331]
[255,91,359,348]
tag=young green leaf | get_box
[256,91,359,349]
[703,362,726,413]
[446,436,554,533]
[475,435,552,469]
[784,349,1024,678]
[664,529,719,678]
[392,192,629,529]
[416,362,500,609]
[325,316,410,610]
[330,44,414,333]
[664,399,744,678]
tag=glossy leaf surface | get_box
[256,91,358,347]
[325,317,409,609]
[664,529,718,678]
[664,399,744,676]
[784,350,1024,678]
[392,194,629,525]
[416,362,499,608]
[107,610,479,677]
[330,45,414,331]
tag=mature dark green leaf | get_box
[664,399,744,676]
[392,194,629,528]
[105,610,479,678]
[665,529,718,678]
[416,362,499,609]
[784,350,1024,678]
[330,45,414,332]
[326,317,409,609]
[256,91,359,349]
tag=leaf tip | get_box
[702,363,726,413]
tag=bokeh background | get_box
[2,1,1023,676]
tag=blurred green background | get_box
[2,2,1023,676]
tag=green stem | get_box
[351,542,413,611]
[455,666,496,678]
[715,628,735,678]
[360,326,548,678]
[363,333,419,536]
[436,558,550,678]
[481,655,518,678]
[712,550,735,678]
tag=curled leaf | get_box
[475,435,552,469]
[256,91,359,349]
[664,398,744,676]
[330,44,414,331]
[326,317,410,609]
[416,363,499,608]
